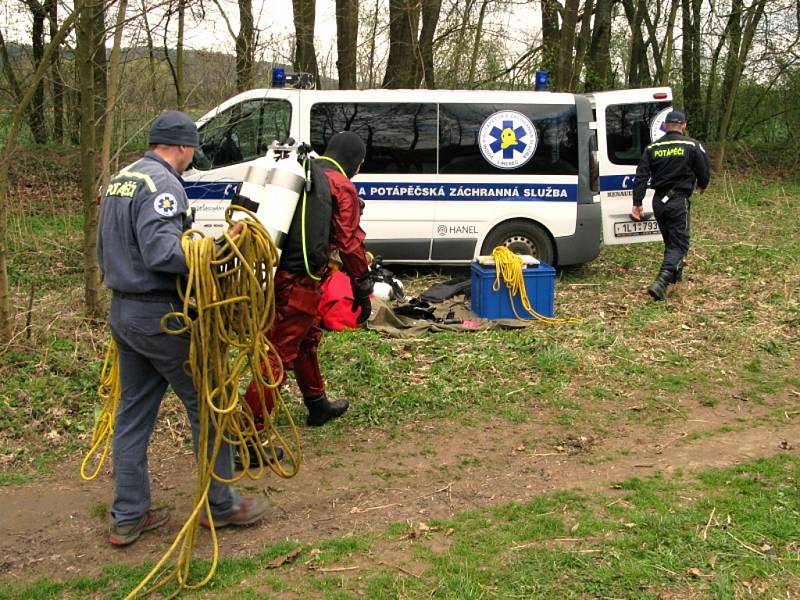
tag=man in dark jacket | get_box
[244,131,372,430]
[632,110,711,300]
[97,111,267,546]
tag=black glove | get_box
[351,280,373,324]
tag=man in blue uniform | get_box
[97,111,266,546]
[632,110,711,301]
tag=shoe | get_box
[304,393,348,427]
[234,440,285,470]
[200,496,268,529]
[109,507,170,547]
[647,269,672,301]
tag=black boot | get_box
[304,393,348,427]
[647,269,672,301]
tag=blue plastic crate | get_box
[470,261,556,320]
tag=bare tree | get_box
[383,0,420,88]
[417,0,443,88]
[292,0,320,87]
[336,0,358,88]
[23,1,49,143]
[584,0,614,91]
[47,0,65,143]
[77,0,102,317]
[713,0,768,169]
[681,0,703,136]
[236,0,255,91]
[0,5,80,343]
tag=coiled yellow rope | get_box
[80,341,120,480]
[490,246,580,324]
[82,207,301,598]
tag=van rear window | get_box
[605,102,671,165]
[310,103,437,174]
[439,104,578,176]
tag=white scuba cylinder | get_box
[235,146,306,251]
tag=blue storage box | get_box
[470,261,556,320]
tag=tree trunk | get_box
[0,5,80,343]
[713,0,768,170]
[46,0,64,144]
[585,0,613,91]
[451,0,476,83]
[141,0,159,108]
[556,0,579,91]
[26,1,49,143]
[335,0,358,89]
[366,0,380,88]
[90,0,106,144]
[681,0,703,137]
[622,0,647,87]
[660,0,679,85]
[467,0,490,88]
[573,0,595,90]
[417,0,443,89]
[176,0,185,107]
[640,0,665,84]
[383,0,421,88]
[540,0,560,83]
[77,0,101,317]
[236,0,255,92]
[702,11,734,141]
[292,0,320,88]
[99,0,128,191]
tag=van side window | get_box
[439,104,578,176]
[310,103,437,174]
[193,99,291,170]
[605,102,671,165]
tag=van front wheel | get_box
[481,221,555,265]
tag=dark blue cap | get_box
[665,110,686,123]
[148,111,199,147]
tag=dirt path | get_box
[1,397,797,584]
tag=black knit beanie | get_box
[323,131,366,178]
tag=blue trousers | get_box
[653,194,691,276]
[109,296,239,526]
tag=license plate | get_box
[614,220,660,237]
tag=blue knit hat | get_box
[148,111,199,147]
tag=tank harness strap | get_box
[317,155,347,177]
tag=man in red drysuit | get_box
[244,131,372,432]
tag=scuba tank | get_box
[233,141,307,252]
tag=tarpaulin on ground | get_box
[366,298,536,338]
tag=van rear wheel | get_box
[481,221,555,265]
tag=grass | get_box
[0,154,799,596]
[3,454,797,599]
[1,167,798,474]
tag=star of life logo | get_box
[154,193,178,217]
[479,110,538,170]
[650,107,673,142]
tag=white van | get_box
[183,87,672,266]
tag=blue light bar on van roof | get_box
[534,70,549,91]
[272,67,286,88]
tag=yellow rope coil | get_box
[82,207,300,598]
[80,340,120,480]
[490,246,580,325]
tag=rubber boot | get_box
[647,269,672,301]
[304,393,348,427]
